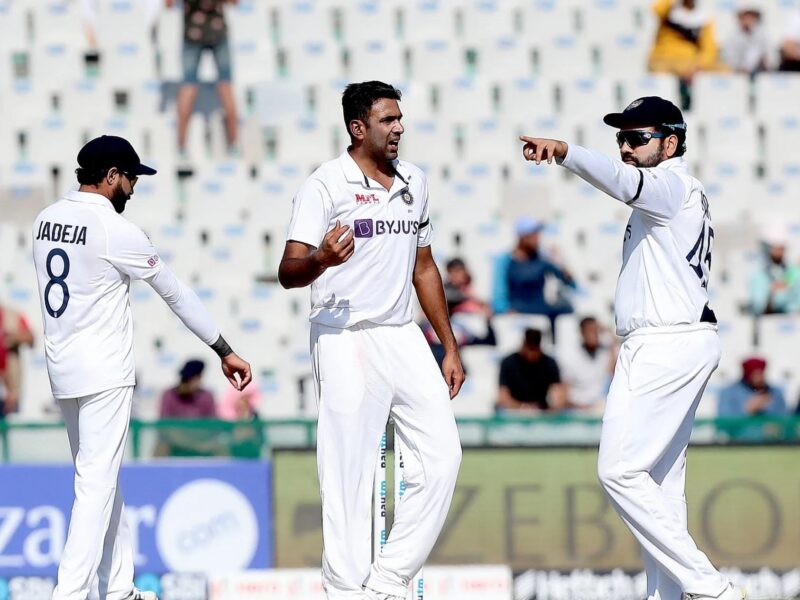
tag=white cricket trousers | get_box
[311,321,462,599]
[53,386,135,600]
[597,325,728,600]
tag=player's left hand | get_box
[221,352,252,391]
[519,136,568,164]
[442,351,465,399]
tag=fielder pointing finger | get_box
[279,81,463,600]
[32,136,252,600]
[520,97,745,600]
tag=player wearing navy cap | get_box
[518,98,746,600]
[32,135,252,600]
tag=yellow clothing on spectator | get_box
[648,0,726,78]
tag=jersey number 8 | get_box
[44,248,70,318]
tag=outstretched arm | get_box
[413,246,465,398]
[519,136,686,224]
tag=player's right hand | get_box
[221,352,252,391]
[519,136,568,164]
[317,220,355,267]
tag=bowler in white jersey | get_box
[520,97,745,600]
[279,81,463,600]
[32,136,252,600]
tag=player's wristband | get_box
[210,335,233,358]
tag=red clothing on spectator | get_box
[159,387,216,418]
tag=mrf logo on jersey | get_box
[355,193,380,205]
[353,219,419,238]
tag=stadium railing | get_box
[1,414,799,462]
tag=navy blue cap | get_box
[603,96,686,131]
[77,135,157,176]
[179,359,205,382]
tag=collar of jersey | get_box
[658,156,687,173]
[338,149,411,192]
[64,189,114,209]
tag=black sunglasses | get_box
[615,130,667,149]
[118,169,138,184]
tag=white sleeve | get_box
[143,264,221,346]
[559,144,687,225]
[286,178,332,248]
[417,177,433,248]
[105,220,165,281]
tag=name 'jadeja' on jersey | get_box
[35,221,88,245]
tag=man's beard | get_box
[110,184,131,214]
[621,141,667,168]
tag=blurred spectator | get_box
[492,217,575,336]
[167,0,239,157]
[718,357,787,440]
[779,4,800,71]
[157,359,221,456]
[558,317,616,414]
[723,5,769,77]
[0,305,35,419]
[444,257,484,315]
[748,225,800,314]
[422,258,496,368]
[497,328,566,412]
[648,0,726,106]
[219,383,264,458]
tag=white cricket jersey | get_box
[32,190,219,399]
[560,145,714,337]
[286,150,433,328]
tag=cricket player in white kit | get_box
[32,135,252,600]
[520,97,746,600]
[279,81,463,600]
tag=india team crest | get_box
[626,98,643,110]
[401,189,414,205]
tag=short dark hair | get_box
[524,328,542,349]
[446,257,466,271]
[75,166,110,186]
[657,124,687,157]
[342,81,402,137]
[579,316,597,331]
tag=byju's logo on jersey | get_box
[353,219,420,239]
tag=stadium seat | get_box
[534,35,595,79]
[275,1,337,45]
[436,78,494,123]
[283,40,345,85]
[347,40,406,84]
[474,37,535,82]
[460,117,518,165]
[400,0,457,44]
[691,73,751,119]
[754,73,800,119]
[459,0,517,42]
[408,39,467,83]
[30,1,86,48]
[762,115,800,167]
[341,2,399,40]
[155,3,182,80]
[699,115,759,164]
[558,78,615,119]
[579,0,637,41]
[597,34,649,78]
[619,74,681,107]
[273,117,338,169]
[500,78,557,118]
[399,118,456,170]
[702,161,756,224]
[521,0,577,39]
